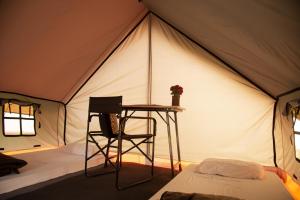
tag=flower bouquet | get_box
[170,85,183,106]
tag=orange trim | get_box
[285,175,300,200]
[4,147,55,155]
[121,153,191,168]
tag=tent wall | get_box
[65,17,150,144]
[0,92,64,152]
[151,15,274,164]
[0,0,147,102]
[143,0,300,98]
[66,14,275,166]
[274,89,300,183]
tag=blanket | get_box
[0,153,27,176]
[160,191,242,200]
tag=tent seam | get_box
[277,87,300,98]
[0,91,64,105]
[65,12,150,105]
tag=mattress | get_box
[0,145,104,195]
[150,164,293,200]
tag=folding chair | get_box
[84,96,157,190]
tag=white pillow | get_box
[195,158,265,180]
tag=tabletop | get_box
[122,104,185,112]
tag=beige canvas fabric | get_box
[0,0,146,102]
[66,15,275,165]
[151,16,274,164]
[143,0,300,98]
[0,0,299,183]
[274,90,300,183]
[65,18,150,144]
[3,103,34,116]
[0,92,64,151]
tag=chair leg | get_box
[119,141,123,168]
[84,121,90,176]
[116,136,122,190]
[119,137,123,168]
[151,136,155,176]
[84,136,88,176]
[104,138,111,168]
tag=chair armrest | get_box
[120,116,157,136]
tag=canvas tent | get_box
[0,0,300,184]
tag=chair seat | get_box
[96,133,153,139]
[121,133,153,140]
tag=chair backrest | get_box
[89,96,122,114]
[88,96,122,137]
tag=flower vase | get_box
[172,95,180,106]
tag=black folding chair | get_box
[84,96,157,190]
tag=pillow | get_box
[109,114,119,134]
[99,113,119,135]
[195,158,265,180]
[0,153,27,177]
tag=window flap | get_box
[283,99,300,120]
[1,99,40,116]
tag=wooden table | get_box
[122,104,184,177]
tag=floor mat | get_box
[6,162,176,200]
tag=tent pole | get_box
[63,104,67,145]
[56,104,60,146]
[272,99,278,167]
[146,14,153,156]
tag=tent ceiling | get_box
[0,0,146,102]
[143,0,300,98]
[1,1,299,102]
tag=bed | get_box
[150,163,293,200]
[0,141,104,197]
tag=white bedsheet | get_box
[0,147,104,194]
[150,164,292,200]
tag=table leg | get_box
[120,110,128,167]
[166,112,175,177]
[174,112,182,171]
[146,111,151,156]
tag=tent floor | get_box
[5,162,176,200]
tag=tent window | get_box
[285,99,300,161]
[2,102,36,136]
[295,119,300,160]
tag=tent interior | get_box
[0,0,300,199]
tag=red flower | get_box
[170,85,183,95]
